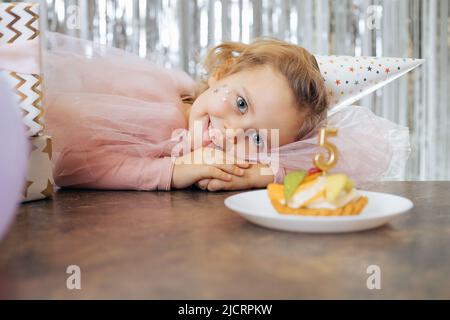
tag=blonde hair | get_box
[195,37,329,139]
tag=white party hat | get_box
[314,55,424,109]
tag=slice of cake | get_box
[267,169,368,216]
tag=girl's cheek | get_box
[192,95,212,119]
[207,95,227,115]
[228,136,258,158]
[245,141,259,156]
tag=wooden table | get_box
[0,182,449,299]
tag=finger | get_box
[202,166,232,182]
[207,179,227,192]
[203,148,250,170]
[235,161,251,169]
[196,179,210,190]
[213,163,245,177]
[217,150,251,169]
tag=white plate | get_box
[224,190,413,233]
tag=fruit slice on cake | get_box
[267,170,368,216]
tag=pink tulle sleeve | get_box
[42,32,193,190]
[54,147,175,191]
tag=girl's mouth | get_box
[202,115,213,146]
[204,115,224,149]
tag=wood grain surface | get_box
[0,182,449,299]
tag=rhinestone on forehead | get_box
[213,84,231,102]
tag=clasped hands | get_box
[171,147,274,191]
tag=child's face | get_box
[188,65,305,155]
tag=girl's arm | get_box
[54,146,249,191]
[54,150,177,191]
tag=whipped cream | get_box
[289,176,327,208]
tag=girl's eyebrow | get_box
[242,86,255,114]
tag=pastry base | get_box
[271,196,368,216]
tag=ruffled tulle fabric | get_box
[42,32,410,190]
[265,104,411,186]
[42,32,195,190]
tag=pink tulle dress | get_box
[43,32,410,191]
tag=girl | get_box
[43,32,406,192]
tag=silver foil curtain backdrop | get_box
[5,0,450,181]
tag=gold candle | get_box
[313,127,339,174]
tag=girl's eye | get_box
[251,132,264,147]
[236,96,248,114]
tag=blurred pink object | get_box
[0,77,28,240]
[43,32,410,190]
